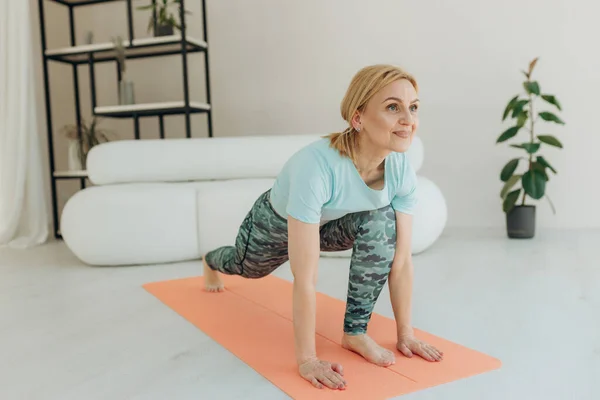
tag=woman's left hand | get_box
[396,334,443,362]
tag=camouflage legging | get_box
[204,189,397,335]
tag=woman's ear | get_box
[351,110,362,131]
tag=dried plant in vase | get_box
[62,117,114,170]
[112,35,135,105]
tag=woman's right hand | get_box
[298,358,347,390]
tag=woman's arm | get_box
[288,217,320,364]
[389,211,443,361]
[288,216,347,389]
[388,211,414,337]
[288,216,321,364]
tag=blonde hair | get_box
[324,64,418,163]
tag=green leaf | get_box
[510,142,541,154]
[500,158,520,181]
[537,135,563,148]
[536,155,557,174]
[496,126,521,143]
[522,170,546,199]
[541,94,562,111]
[502,95,520,121]
[516,110,528,127]
[136,5,156,10]
[539,111,565,124]
[532,162,549,181]
[503,189,521,213]
[501,174,522,199]
[523,81,541,95]
[511,100,529,118]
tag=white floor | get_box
[1,227,598,400]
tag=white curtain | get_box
[0,0,49,248]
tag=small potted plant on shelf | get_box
[496,57,565,239]
[62,117,114,171]
[137,0,191,37]
[112,36,135,105]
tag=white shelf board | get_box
[53,0,120,4]
[45,35,207,63]
[54,170,88,178]
[94,101,211,116]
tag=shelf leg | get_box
[134,115,140,140]
[69,6,85,190]
[152,0,157,34]
[159,115,165,139]
[201,0,213,138]
[126,0,134,45]
[89,53,97,111]
[38,0,60,238]
[180,0,191,138]
[116,62,122,96]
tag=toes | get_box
[204,283,225,293]
[381,350,395,365]
[386,350,396,363]
[376,351,395,366]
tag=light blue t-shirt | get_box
[269,138,418,225]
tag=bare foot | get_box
[202,255,224,292]
[341,333,395,367]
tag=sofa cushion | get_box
[86,135,323,185]
[60,183,200,266]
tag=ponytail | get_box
[323,127,359,164]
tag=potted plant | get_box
[62,117,113,170]
[137,0,191,37]
[496,57,565,238]
[112,36,134,105]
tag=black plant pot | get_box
[154,24,174,37]
[506,205,536,239]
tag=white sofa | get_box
[60,135,447,266]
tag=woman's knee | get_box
[360,205,397,241]
[237,255,288,279]
[349,205,397,264]
[239,263,271,279]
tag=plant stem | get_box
[522,86,535,206]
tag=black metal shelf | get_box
[45,35,207,65]
[39,0,213,238]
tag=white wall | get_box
[39,0,600,229]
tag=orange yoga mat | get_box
[143,274,501,399]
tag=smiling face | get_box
[352,79,419,153]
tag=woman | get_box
[202,64,443,390]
